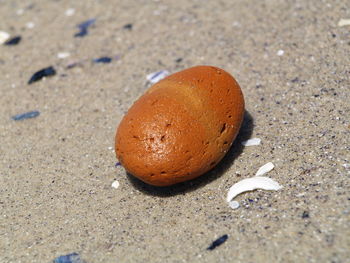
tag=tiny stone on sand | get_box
[277,50,284,56]
[229,200,240,209]
[26,22,35,29]
[57,52,70,59]
[0,31,10,44]
[111,180,120,189]
[65,8,75,16]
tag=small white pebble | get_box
[229,200,240,209]
[0,31,10,45]
[57,52,70,59]
[256,162,275,176]
[26,22,35,29]
[241,138,261,146]
[65,8,75,16]
[338,19,350,27]
[111,180,120,189]
[108,146,113,150]
[343,164,350,169]
[277,50,284,56]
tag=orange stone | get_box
[115,66,245,186]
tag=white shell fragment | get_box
[241,138,261,146]
[0,31,10,45]
[226,176,283,202]
[146,70,169,84]
[111,180,120,189]
[57,52,71,59]
[255,162,275,176]
[338,19,350,27]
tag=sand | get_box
[0,0,349,262]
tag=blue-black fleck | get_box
[123,23,133,30]
[93,57,112,63]
[5,36,21,45]
[207,234,228,250]
[53,252,86,263]
[302,211,309,218]
[28,66,56,84]
[11,111,40,121]
[74,19,96,37]
[12,111,40,121]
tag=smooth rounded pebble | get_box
[115,65,245,186]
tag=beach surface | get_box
[0,0,349,262]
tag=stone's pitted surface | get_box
[115,66,245,186]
